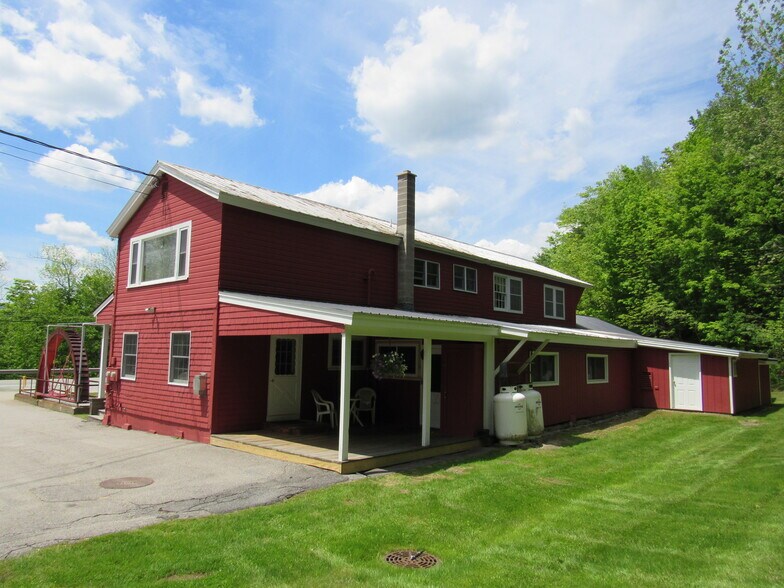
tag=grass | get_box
[2,397,783,587]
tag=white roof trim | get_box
[219,291,354,326]
[635,337,767,359]
[92,293,114,318]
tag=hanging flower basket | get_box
[371,351,408,380]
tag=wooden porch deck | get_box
[211,427,484,474]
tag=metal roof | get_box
[108,161,590,287]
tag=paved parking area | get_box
[0,382,345,558]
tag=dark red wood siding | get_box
[95,297,114,324]
[106,175,222,442]
[495,340,633,426]
[218,303,344,336]
[219,206,398,307]
[734,358,762,413]
[701,355,731,414]
[440,341,484,436]
[413,249,583,326]
[635,348,670,409]
[212,336,269,433]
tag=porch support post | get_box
[98,324,111,399]
[421,338,432,447]
[483,338,496,434]
[337,331,352,462]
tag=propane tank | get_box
[494,386,528,445]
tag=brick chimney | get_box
[396,170,416,310]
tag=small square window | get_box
[168,332,191,386]
[414,259,440,289]
[531,352,559,386]
[121,333,138,380]
[544,285,565,319]
[494,274,523,313]
[587,354,609,384]
[453,265,478,293]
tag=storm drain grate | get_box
[100,477,154,489]
[385,550,440,569]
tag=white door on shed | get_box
[670,353,703,411]
[267,335,303,421]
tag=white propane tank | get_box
[494,386,528,445]
[519,386,544,437]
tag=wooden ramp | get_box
[211,429,483,474]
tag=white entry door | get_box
[267,335,303,421]
[670,353,703,411]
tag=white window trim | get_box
[327,334,367,370]
[374,340,422,379]
[544,284,566,320]
[586,354,609,384]
[120,332,138,381]
[531,351,559,387]
[453,264,478,294]
[493,273,523,314]
[127,221,192,288]
[168,331,191,387]
[414,258,440,289]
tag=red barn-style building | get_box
[93,162,774,473]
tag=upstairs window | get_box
[414,259,440,289]
[128,221,191,287]
[168,332,191,386]
[586,354,609,384]
[453,264,478,293]
[544,285,566,319]
[121,333,138,380]
[494,273,523,313]
[531,352,559,386]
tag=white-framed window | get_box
[544,285,566,320]
[531,352,559,386]
[374,340,421,379]
[128,221,191,287]
[493,273,523,313]
[121,333,138,380]
[327,335,367,370]
[586,354,609,384]
[414,259,440,289]
[168,332,191,386]
[453,264,478,293]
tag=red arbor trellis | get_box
[35,327,91,403]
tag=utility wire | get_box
[0,150,140,191]
[0,128,156,178]
[0,140,142,184]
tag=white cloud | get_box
[0,250,7,270]
[35,213,113,249]
[475,222,558,260]
[299,176,467,236]
[351,6,527,157]
[147,87,166,99]
[0,6,143,129]
[162,126,195,147]
[175,70,264,127]
[29,143,138,191]
[76,129,96,145]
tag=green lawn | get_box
[2,397,783,587]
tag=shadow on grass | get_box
[739,396,783,418]
[379,409,654,478]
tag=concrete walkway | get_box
[0,382,345,559]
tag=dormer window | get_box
[128,221,191,287]
[414,259,440,289]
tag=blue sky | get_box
[0,0,739,289]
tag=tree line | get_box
[537,0,783,383]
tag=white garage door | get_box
[670,353,703,411]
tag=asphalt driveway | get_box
[0,382,345,558]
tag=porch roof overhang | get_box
[218,291,637,347]
[635,336,769,359]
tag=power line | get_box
[0,150,140,191]
[0,128,156,178]
[0,140,143,184]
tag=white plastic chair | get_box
[353,387,377,425]
[311,389,335,429]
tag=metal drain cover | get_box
[385,550,440,569]
[100,477,154,489]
